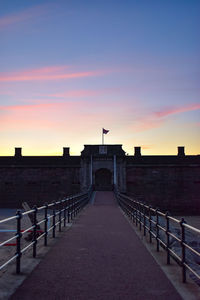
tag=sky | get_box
[0,0,199,156]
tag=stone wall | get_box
[0,167,80,208]
[0,145,199,214]
[126,165,200,214]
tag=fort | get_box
[0,144,200,214]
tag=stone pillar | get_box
[134,147,141,156]
[15,147,22,157]
[178,146,185,157]
[63,147,70,157]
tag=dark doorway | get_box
[95,168,112,191]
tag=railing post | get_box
[67,199,70,223]
[70,197,73,220]
[73,197,76,218]
[33,206,38,258]
[143,203,146,236]
[165,212,170,264]
[156,208,159,252]
[44,203,48,246]
[64,199,67,227]
[132,200,135,223]
[180,218,186,283]
[16,210,22,274]
[139,203,142,231]
[59,200,62,232]
[149,205,152,243]
[135,204,138,227]
[53,203,56,238]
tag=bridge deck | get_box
[11,192,181,299]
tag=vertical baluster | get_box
[53,203,56,238]
[74,197,76,218]
[70,197,73,220]
[139,203,142,231]
[143,204,146,236]
[136,204,138,227]
[33,206,37,258]
[44,203,48,246]
[165,212,170,264]
[156,209,159,252]
[132,200,135,223]
[16,210,22,274]
[149,206,152,243]
[67,198,70,223]
[180,218,186,283]
[59,200,62,232]
[64,199,66,227]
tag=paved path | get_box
[10,192,182,300]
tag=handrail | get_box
[114,186,200,285]
[0,186,93,274]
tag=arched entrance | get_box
[94,168,113,191]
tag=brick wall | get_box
[126,165,200,214]
[0,167,80,208]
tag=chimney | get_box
[134,147,141,157]
[178,146,185,157]
[15,147,22,157]
[63,147,70,157]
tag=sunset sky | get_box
[0,0,199,156]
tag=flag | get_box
[103,128,109,134]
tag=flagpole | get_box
[102,128,104,145]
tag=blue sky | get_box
[0,0,199,155]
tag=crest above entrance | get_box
[81,144,126,157]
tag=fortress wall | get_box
[0,167,81,208]
[126,165,200,214]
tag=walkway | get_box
[10,192,182,300]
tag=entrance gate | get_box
[94,168,113,191]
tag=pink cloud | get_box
[0,99,120,134]
[47,90,104,98]
[133,118,164,132]
[0,66,100,82]
[0,118,56,131]
[0,4,50,29]
[0,101,80,132]
[131,103,200,133]
[155,103,200,118]
[0,102,64,111]
[36,87,121,99]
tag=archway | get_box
[94,168,112,191]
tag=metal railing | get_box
[0,188,92,274]
[114,188,200,285]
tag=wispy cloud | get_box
[0,66,101,82]
[0,4,50,29]
[133,118,164,132]
[0,101,80,132]
[155,103,200,118]
[47,90,101,98]
[0,102,63,111]
[0,99,122,134]
[132,103,200,132]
